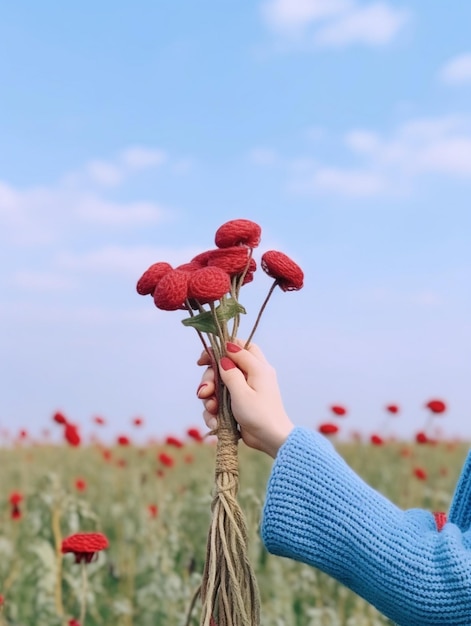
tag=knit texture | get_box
[261,427,471,626]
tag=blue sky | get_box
[1,0,470,443]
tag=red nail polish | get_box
[196,383,208,397]
[226,342,242,353]
[220,356,236,371]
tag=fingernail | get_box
[196,383,208,397]
[226,342,242,353]
[220,356,236,371]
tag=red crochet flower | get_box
[53,411,68,425]
[416,431,429,444]
[75,478,87,492]
[330,405,347,416]
[187,267,231,303]
[207,247,251,275]
[261,250,304,292]
[9,492,23,506]
[318,423,339,435]
[64,423,81,447]
[370,434,384,446]
[158,452,175,467]
[166,435,184,448]
[136,262,173,296]
[413,467,427,481]
[187,427,204,442]
[425,399,446,414]
[148,504,158,518]
[62,532,109,563]
[190,250,213,267]
[215,219,261,249]
[153,270,189,311]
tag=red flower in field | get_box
[165,435,184,448]
[425,399,447,414]
[318,423,339,436]
[215,219,261,249]
[116,458,127,468]
[386,404,399,414]
[187,427,204,443]
[148,504,158,518]
[93,416,106,426]
[53,411,68,425]
[187,267,231,304]
[413,467,427,481]
[158,452,175,468]
[153,269,189,311]
[117,435,131,446]
[132,417,144,427]
[11,505,22,520]
[433,511,447,532]
[64,423,81,447]
[69,620,81,626]
[261,250,304,292]
[0,594,4,606]
[62,532,109,564]
[370,434,384,446]
[9,492,23,506]
[102,449,112,461]
[184,454,194,464]
[18,429,28,440]
[207,247,252,275]
[75,478,87,492]
[136,262,173,296]
[330,405,347,417]
[415,431,429,444]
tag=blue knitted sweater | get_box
[261,427,471,626]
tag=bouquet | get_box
[136,218,304,626]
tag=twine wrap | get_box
[199,384,260,626]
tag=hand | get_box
[197,341,294,458]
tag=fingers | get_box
[220,342,271,389]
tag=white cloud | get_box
[297,167,385,195]
[261,0,409,48]
[86,160,123,187]
[0,146,175,244]
[59,245,202,277]
[119,146,167,169]
[269,114,471,197]
[439,53,471,85]
[316,2,409,47]
[262,0,351,33]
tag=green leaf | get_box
[181,298,246,334]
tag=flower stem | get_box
[79,561,88,625]
[244,279,278,348]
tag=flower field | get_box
[0,430,467,626]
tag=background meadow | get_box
[0,421,468,625]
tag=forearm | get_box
[261,427,471,626]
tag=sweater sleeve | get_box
[260,427,471,626]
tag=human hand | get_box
[197,341,294,458]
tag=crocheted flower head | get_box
[187,267,231,304]
[215,218,261,248]
[64,423,81,447]
[153,269,190,311]
[425,399,446,414]
[261,250,304,292]
[62,532,109,564]
[136,262,173,296]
